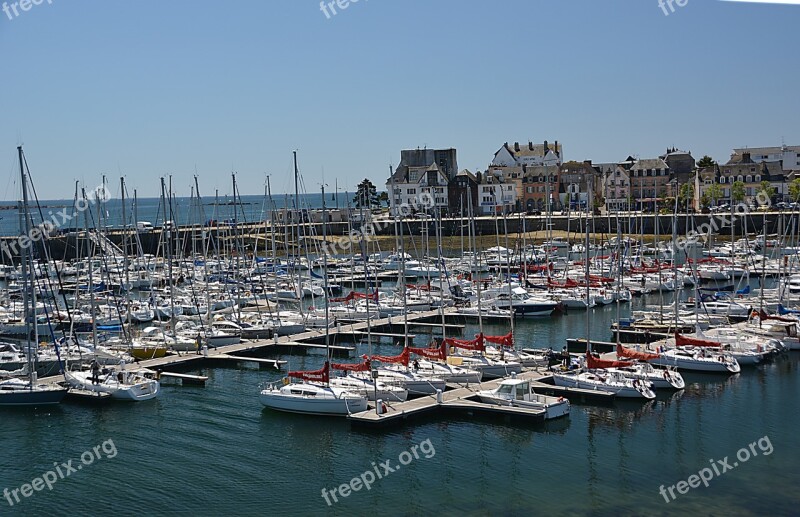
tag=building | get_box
[485,165,524,211]
[491,141,562,168]
[728,145,800,173]
[522,164,560,212]
[387,148,458,215]
[660,148,696,184]
[717,153,785,204]
[629,157,672,210]
[448,169,479,216]
[477,169,517,215]
[603,166,631,212]
[558,161,599,210]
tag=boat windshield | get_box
[497,384,513,395]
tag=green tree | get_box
[758,181,776,204]
[678,183,694,204]
[706,183,724,206]
[353,178,379,208]
[697,155,717,168]
[788,178,800,202]
[731,181,746,203]
[700,192,710,209]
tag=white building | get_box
[491,141,562,168]
[729,145,800,172]
[387,162,449,215]
[477,170,517,215]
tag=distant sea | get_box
[0,192,348,236]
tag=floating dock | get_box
[348,370,551,428]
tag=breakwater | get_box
[1,211,796,262]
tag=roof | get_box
[733,145,800,154]
[631,158,669,170]
[495,141,562,159]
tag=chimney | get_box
[543,140,548,153]
[584,160,592,166]
[554,140,559,157]
[528,141,533,151]
[514,142,520,152]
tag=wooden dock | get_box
[348,370,549,428]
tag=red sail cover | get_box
[675,333,721,348]
[484,331,513,348]
[616,344,660,361]
[372,347,410,367]
[444,333,485,352]
[585,353,633,369]
[331,358,371,372]
[409,342,447,361]
[329,291,378,303]
[289,361,329,383]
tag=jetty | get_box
[347,370,615,429]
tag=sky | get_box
[0,0,798,200]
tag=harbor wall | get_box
[1,212,796,262]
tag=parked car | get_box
[136,221,154,232]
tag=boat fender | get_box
[282,377,290,385]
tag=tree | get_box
[378,191,389,207]
[789,178,800,202]
[353,178,379,208]
[678,183,694,204]
[706,183,724,206]
[731,181,746,203]
[697,155,717,169]
[758,181,776,205]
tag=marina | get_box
[3,2,799,514]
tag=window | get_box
[738,176,743,183]
[755,175,761,182]
[746,175,752,183]
[407,188,416,195]
[526,186,533,194]
[720,176,726,184]
[538,176,544,182]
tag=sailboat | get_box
[259,181,368,416]
[64,186,160,401]
[0,146,68,406]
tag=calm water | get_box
[1,294,798,516]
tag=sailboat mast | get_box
[322,184,331,386]
[160,178,177,340]
[17,147,35,390]
[121,177,131,318]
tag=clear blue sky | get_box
[1,0,798,200]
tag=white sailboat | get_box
[259,178,368,416]
[0,146,68,407]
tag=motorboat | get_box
[477,376,570,420]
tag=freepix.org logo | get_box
[2,0,53,21]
